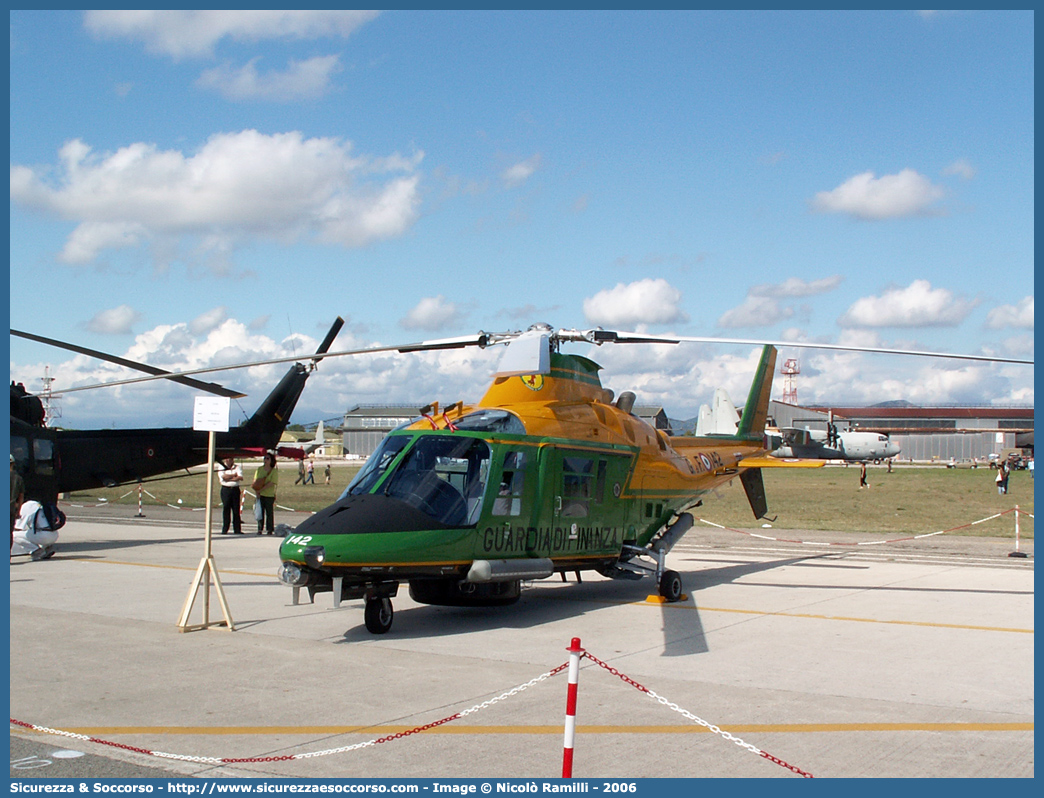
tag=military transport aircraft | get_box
[769,425,901,463]
[10,318,345,504]
[694,389,901,463]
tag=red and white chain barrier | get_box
[580,647,812,778]
[59,490,315,516]
[11,641,812,777]
[697,505,1030,549]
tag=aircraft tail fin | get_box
[735,345,777,440]
[693,388,741,436]
[238,318,343,447]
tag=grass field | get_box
[66,460,1033,539]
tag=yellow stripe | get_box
[65,560,1034,633]
[673,603,1034,634]
[52,722,1033,737]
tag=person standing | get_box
[252,450,279,535]
[995,462,1006,495]
[304,458,315,485]
[859,461,869,489]
[294,458,306,485]
[324,464,331,485]
[218,457,243,535]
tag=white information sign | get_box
[193,396,231,432]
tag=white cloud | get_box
[811,169,946,220]
[749,275,842,298]
[85,305,142,335]
[197,55,342,101]
[943,158,976,180]
[400,296,464,332]
[11,314,1032,429]
[10,131,423,265]
[838,280,978,328]
[582,278,687,328]
[986,297,1034,330]
[190,307,230,335]
[501,155,542,188]
[717,296,794,329]
[83,10,379,59]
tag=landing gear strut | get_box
[364,596,394,634]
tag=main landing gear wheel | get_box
[364,596,394,634]
[658,569,683,602]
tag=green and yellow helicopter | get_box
[276,326,802,634]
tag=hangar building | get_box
[769,400,1034,462]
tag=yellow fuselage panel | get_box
[404,370,766,506]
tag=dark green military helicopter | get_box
[10,318,345,504]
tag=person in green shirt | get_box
[252,450,279,535]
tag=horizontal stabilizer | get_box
[740,456,824,468]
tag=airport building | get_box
[769,400,1034,462]
[340,400,1031,463]
[342,405,421,457]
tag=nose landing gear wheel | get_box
[658,569,683,602]
[364,596,394,634]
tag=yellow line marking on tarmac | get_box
[658,602,1035,634]
[64,559,1033,634]
[54,723,1034,736]
[68,558,273,578]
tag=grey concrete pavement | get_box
[9,515,1034,779]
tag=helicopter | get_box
[273,324,1032,635]
[9,318,345,506]
[273,327,778,634]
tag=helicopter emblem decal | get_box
[520,374,544,391]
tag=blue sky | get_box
[9,10,1034,428]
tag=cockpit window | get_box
[452,409,526,435]
[342,434,411,499]
[382,436,491,527]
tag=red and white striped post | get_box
[1009,505,1027,558]
[135,481,146,518]
[562,637,584,777]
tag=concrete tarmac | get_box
[9,508,1034,779]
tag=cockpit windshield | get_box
[342,434,411,499]
[381,436,491,527]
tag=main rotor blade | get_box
[588,330,1034,366]
[310,316,345,363]
[11,329,248,398]
[33,332,493,396]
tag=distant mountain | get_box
[668,417,698,434]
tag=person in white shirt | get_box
[219,457,244,534]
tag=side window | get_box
[11,437,29,471]
[561,456,594,518]
[492,451,526,517]
[33,438,55,476]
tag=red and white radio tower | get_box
[781,358,799,405]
